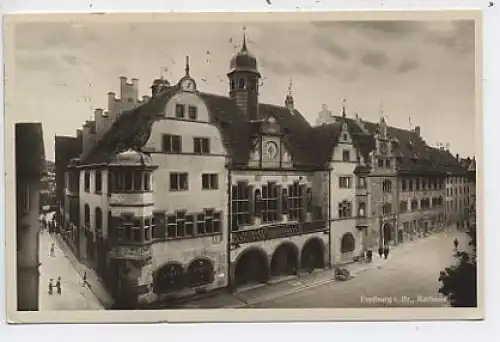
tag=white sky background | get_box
[12,19,475,161]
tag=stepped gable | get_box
[81,85,319,169]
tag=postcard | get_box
[4,10,483,323]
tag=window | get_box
[385,159,391,168]
[411,199,418,210]
[343,134,348,141]
[84,171,90,192]
[281,188,288,215]
[188,106,198,120]
[144,218,152,241]
[196,213,206,235]
[194,137,210,154]
[399,201,408,213]
[358,177,366,189]
[378,159,384,168]
[131,218,142,242]
[231,182,251,229]
[185,214,194,236]
[170,172,189,191]
[152,213,165,239]
[238,78,246,90]
[342,150,350,162]
[162,135,182,153]
[110,170,149,192]
[358,202,366,217]
[409,179,414,191]
[166,211,193,239]
[175,104,185,118]
[261,183,279,222]
[95,207,102,231]
[402,179,407,191]
[382,180,392,193]
[144,173,151,191]
[421,198,430,210]
[202,174,218,190]
[339,176,352,189]
[416,178,421,191]
[338,200,352,219]
[306,188,313,213]
[288,182,304,221]
[84,204,90,226]
[95,171,102,193]
[382,203,392,215]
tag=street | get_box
[248,229,470,308]
[38,230,104,310]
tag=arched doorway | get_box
[234,248,269,287]
[341,233,355,253]
[186,258,215,288]
[270,243,298,277]
[383,223,392,245]
[153,262,184,294]
[300,238,325,272]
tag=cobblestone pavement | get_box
[174,226,470,309]
[38,231,104,310]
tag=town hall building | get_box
[55,33,474,307]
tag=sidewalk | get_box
[54,233,115,309]
[39,231,103,310]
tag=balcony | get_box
[109,244,152,263]
[231,220,327,245]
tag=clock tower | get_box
[228,29,261,121]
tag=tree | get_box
[438,204,477,307]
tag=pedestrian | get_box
[82,271,91,288]
[453,238,459,250]
[378,247,383,258]
[366,249,373,263]
[50,243,55,257]
[383,245,390,259]
[56,277,62,295]
[48,279,54,295]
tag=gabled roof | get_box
[80,86,319,169]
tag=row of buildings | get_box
[54,34,476,307]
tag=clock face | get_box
[264,141,278,160]
[181,79,195,91]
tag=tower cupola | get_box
[227,28,262,121]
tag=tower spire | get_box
[285,78,294,110]
[242,26,248,52]
[341,98,347,118]
[185,56,190,76]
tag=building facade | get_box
[16,123,46,311]
[57,34,474,306]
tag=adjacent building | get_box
[16,122,46,311]
[56,34,474,306]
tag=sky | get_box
[10,19,476,161]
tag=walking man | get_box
[50,242,55,257]
[56,277,62,295]
[453,238,459,251]
[48,279,54,295]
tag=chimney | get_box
[456,153,459,161]
[119,76,128,98]
[414,126,421,137]
[131,78,139,99]
[107,92,116,114]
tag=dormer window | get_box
[175,104,185,119]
